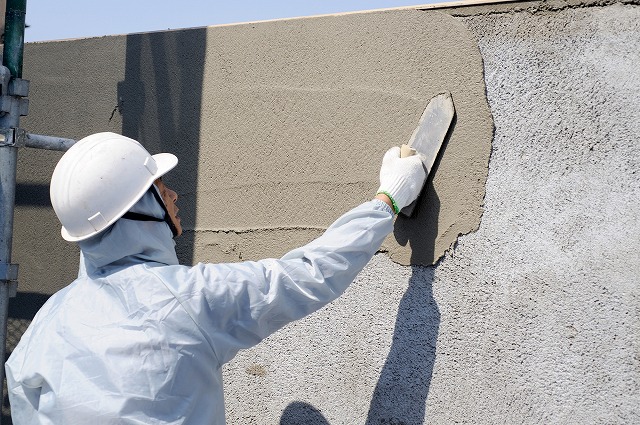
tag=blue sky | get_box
[25,0,443,42]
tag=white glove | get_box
[376,146,427,214]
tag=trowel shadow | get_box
[279,401,331,425]
[394,183,440,265]
[365,267,440,424]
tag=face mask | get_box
[121,186,179,238]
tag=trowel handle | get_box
[400,143,416,158]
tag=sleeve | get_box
[5,321,46,425]
[171,199,394,364]
[5,375,41,425]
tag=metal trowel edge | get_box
[400,92,455,217]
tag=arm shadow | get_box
[361,113,453,423]
[365,266,440,425]
[277,267,440,425]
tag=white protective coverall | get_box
[6,188,394,425]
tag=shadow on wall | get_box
[366,267,440,425]
[280,401,330,425]
[394,181,441,265]
[14,183,50,207]
[118,28,207,265]
[362,127,447,421]
[277,268,440,425]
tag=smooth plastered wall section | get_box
[15,9,493,288]
[191,9,492,267]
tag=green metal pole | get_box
[0,1,27,423]
[3,0,27,78]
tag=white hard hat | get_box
[50,132,178,242]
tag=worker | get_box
[6,132,426,424]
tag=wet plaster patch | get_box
[192,9,493,265]
[191,227,325,263]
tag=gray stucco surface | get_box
[224,3,640,424]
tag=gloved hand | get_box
[376,146,427,214]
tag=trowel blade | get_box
[400,92,455,217]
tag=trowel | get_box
[399,92,455,217]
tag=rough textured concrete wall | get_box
[5,1,639,424]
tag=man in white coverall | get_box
[6,132,426,424]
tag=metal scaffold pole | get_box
[0,0,76,418]
[0,1,27,422]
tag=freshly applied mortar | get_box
[192,9,493,266]
[14,7,493,301]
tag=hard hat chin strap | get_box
[121,186,180,238]
[121,211,164,223]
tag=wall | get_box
[6,0,639,423]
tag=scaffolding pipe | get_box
[25,132,76,151]
[0,1,27,422]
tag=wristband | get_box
[376,190,399,214]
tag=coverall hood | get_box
[78,187,179,276]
